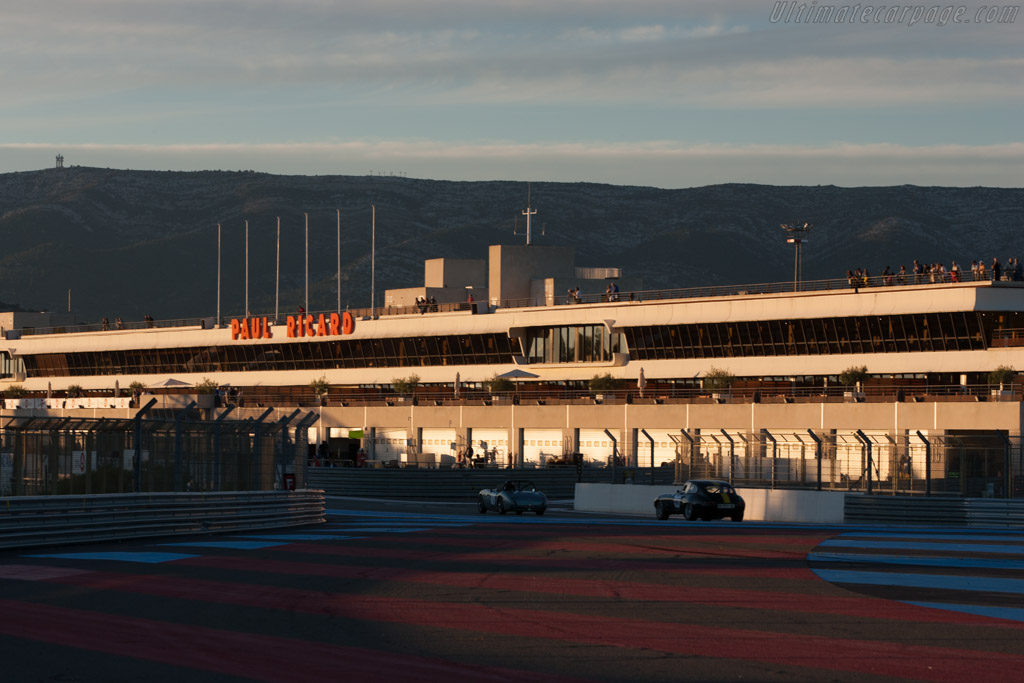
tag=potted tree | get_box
[310,375,330,405]
[839,365,868,401]
[704,367,735,401]
[989,365,1016,399]
[486,374,515,401]
[194,377,219,409]
[392,374,420,404]
[588,373,620,402]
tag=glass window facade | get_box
[525,325,623,364]
[623,312,1010,360]
[22,333,520,379]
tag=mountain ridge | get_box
[1,167,1021,322]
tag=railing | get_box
[233,382,1020,409]
[0,490,325,550]
[845,496,1024,526]
[13,271,1021,338]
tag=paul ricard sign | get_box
[230,312,355,341]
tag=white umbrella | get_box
[46,381,51,399]
[495,368,539,380]
[454,372,461,399]
[114,379,120,397]
[637,367,647,398]
[150,378,192,388]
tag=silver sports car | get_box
[478,480,547,515]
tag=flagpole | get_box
[304,212,309,315]
[371,205,376,317]
[216,223,221,325]
[336,208,341,312]
[275,216,280,323]
[244,219,249,316]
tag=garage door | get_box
[522,429,565,467]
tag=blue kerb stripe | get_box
[845,532,1024,542]
[820,539,1024,554]
[237,534,365,541]
[905,600,1024,623]
[812,568,1024,595]
[809,551,1024,571]
[159,541,289,550]
[25,552,198,564]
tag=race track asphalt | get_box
[2,497,1024,682]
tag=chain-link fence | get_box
[619,428,1022,497]
[0,408,318,497]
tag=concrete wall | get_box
[574,482,846,523]
[425,258,487,289]
[489,245,575,304]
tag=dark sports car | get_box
[478,480,547,515]
[654,479,745,521]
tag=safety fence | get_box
[0,490,325,550]
[845,495,1024,526]
[0,401,319,497]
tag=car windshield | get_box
[701,484,735,495]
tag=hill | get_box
[0,167,1022,322]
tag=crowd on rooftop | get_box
[846,257,1023,288]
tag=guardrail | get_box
[0,490,325,550]
[843,494,1024,527]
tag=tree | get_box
[588,373,620,392]
[3,384,26,398]
[392,374,421,395]
[988,365,1016,387]
[703,367,735,391]
[486,375,515,393]
[128,381,146,395]
[195,377,219,393]
[309,375,330,397]
[66,384,84,398]
[839,365,869,387]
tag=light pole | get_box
[216,223,221,325]
[244,219,249,315]
[304,212,309,315]
[336,208,341,313]
[781,222,813,291]
[371,204,376,316]
[275,216,280,323]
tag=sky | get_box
[1,0,1021,188]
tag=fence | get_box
[0,402,319,497]
[0,490,325,550]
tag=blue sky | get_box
[2,0,1021,187]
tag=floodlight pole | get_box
[304,212,309,315]
[244,219,249,316]
[216,223,221,324]
[275,217,280,323]
[336,208,341,313]
[781,222,813,291]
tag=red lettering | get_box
[317,314,327,336]
[263,317,272,339]
[231,319,241,340]
[286,315,296,337]
[342,311,355,335]
[330,312,341,335]
[239,319,250,340]
[304,315,314,337]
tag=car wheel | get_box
[656,501,670,520]
[497,498,506,515]
[731,511,744,522]
[477,497,487,514]
[683,503,697,521]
